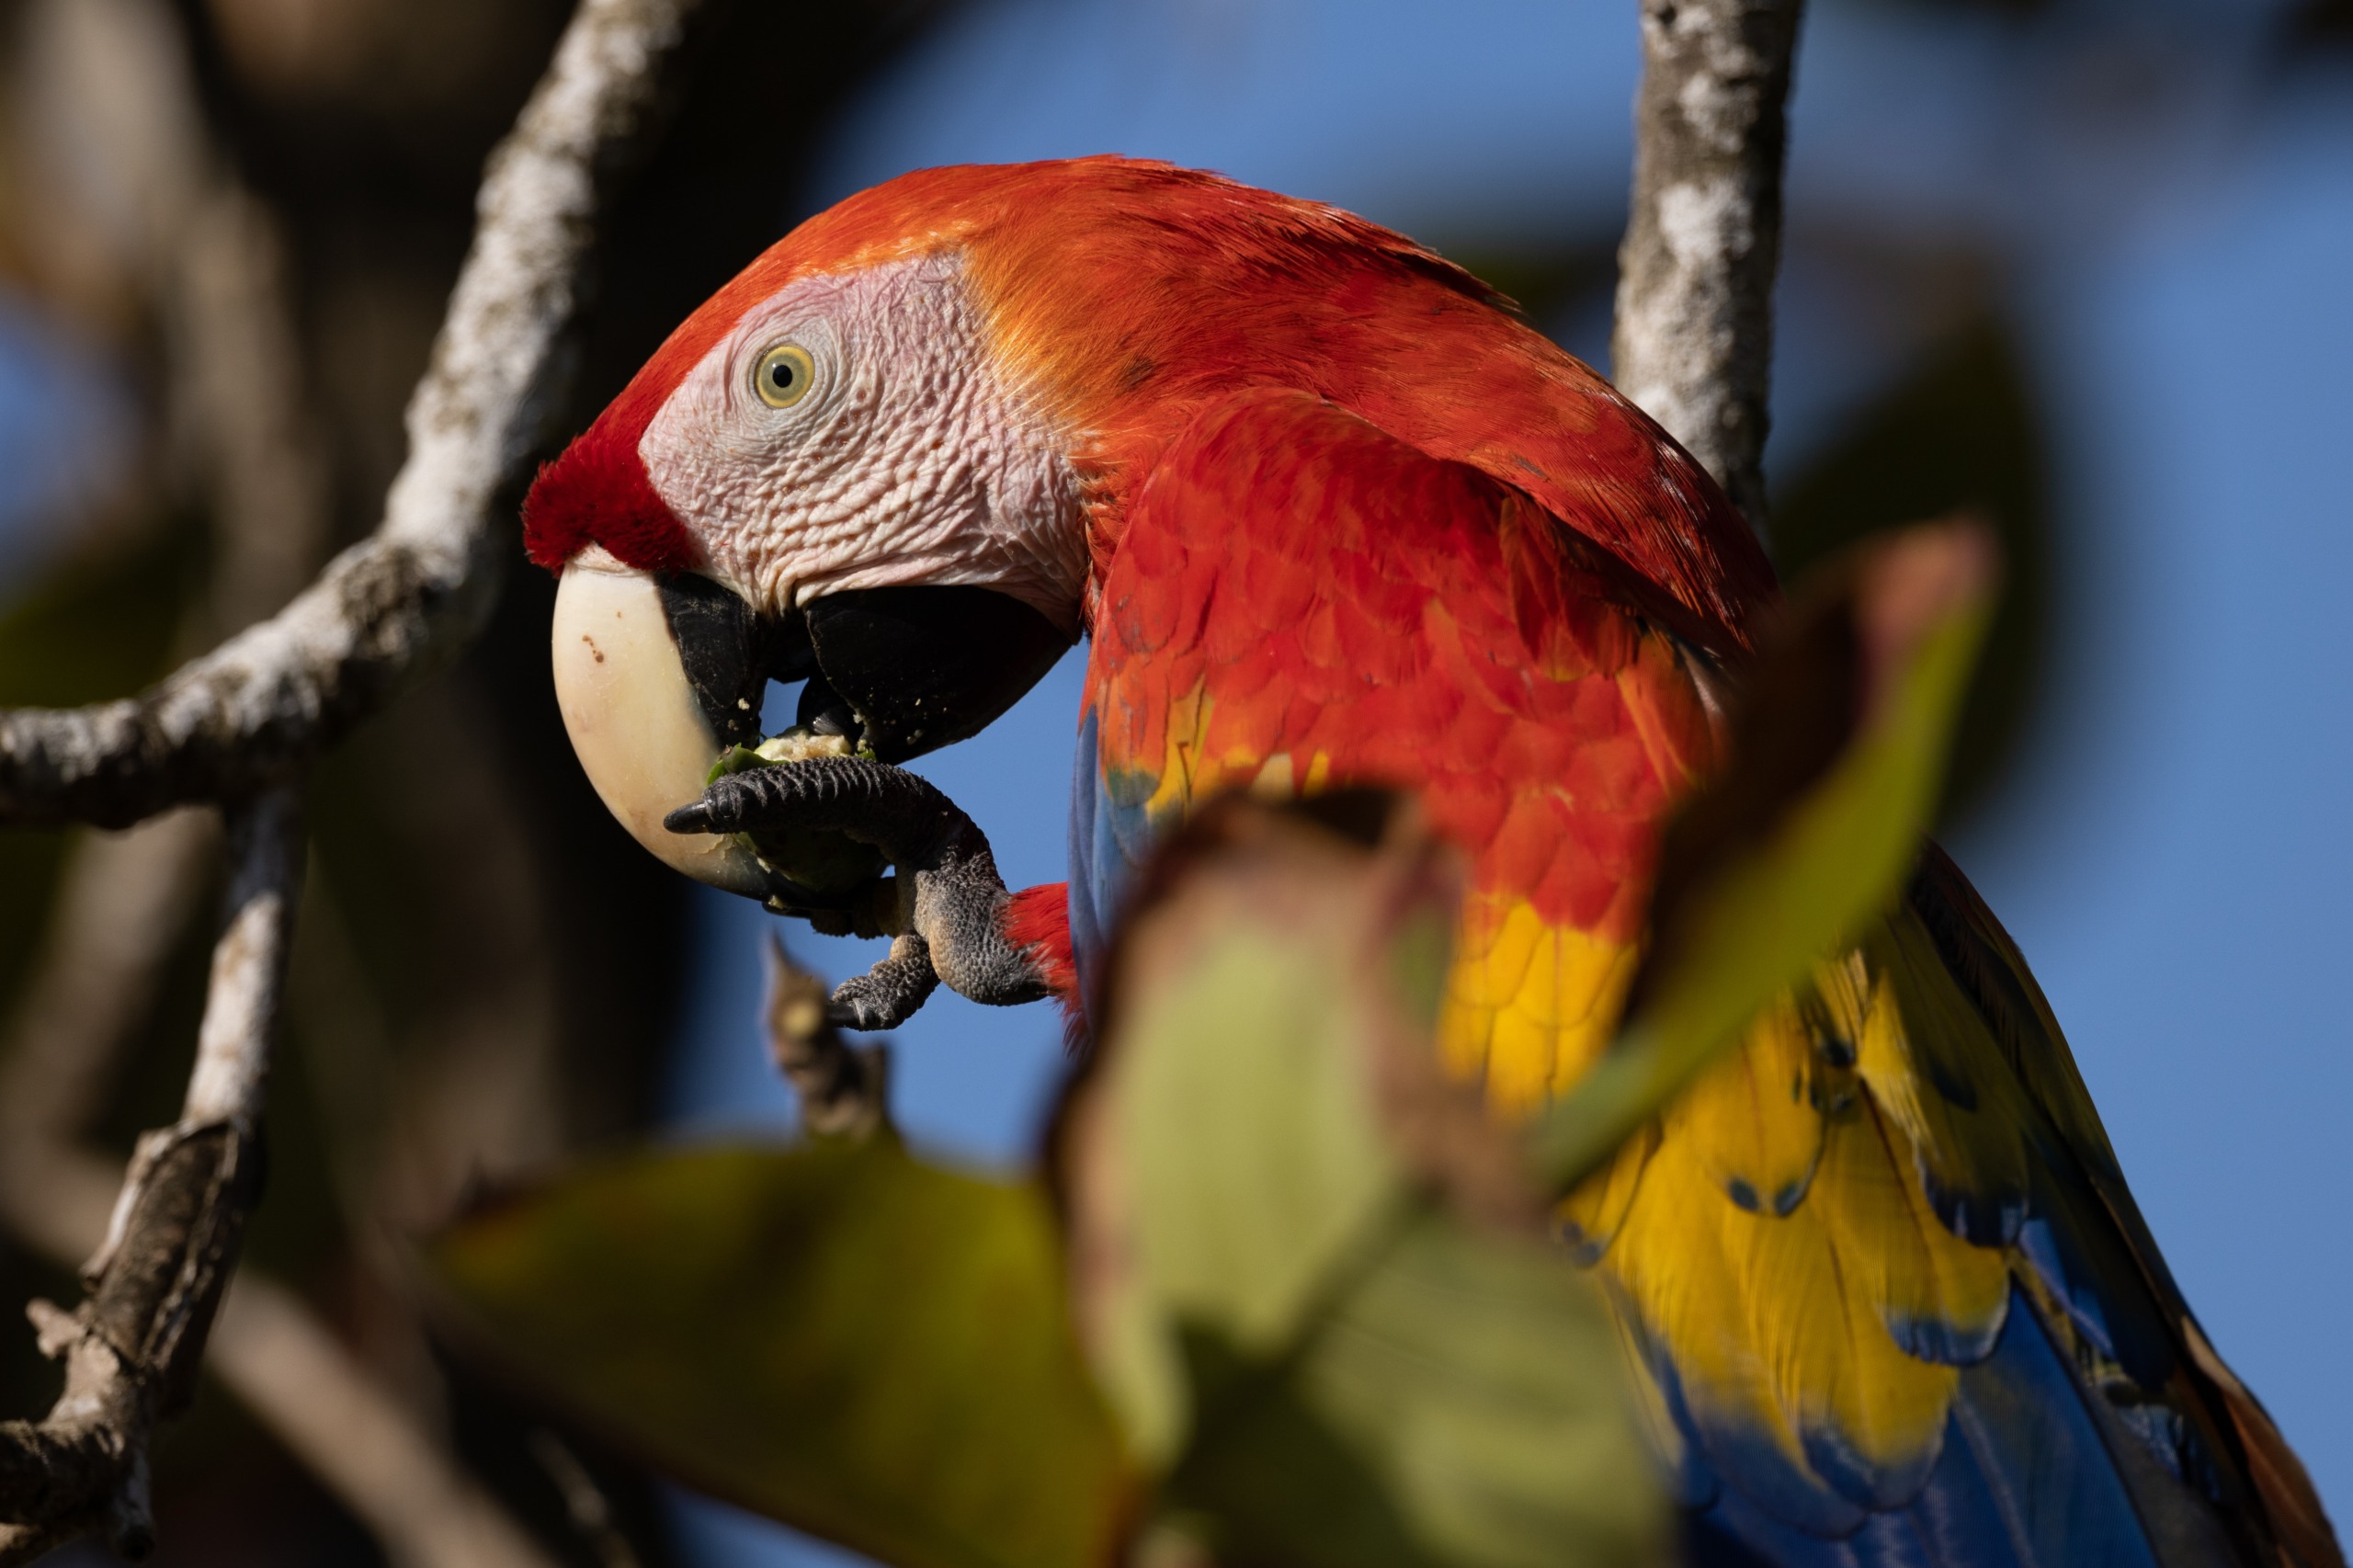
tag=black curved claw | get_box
[670,757,1049,1025]
[665,756,965,861]
[828,935,941,1031]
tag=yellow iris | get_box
[752,343,816,409]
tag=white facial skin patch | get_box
[637,249,1091,632]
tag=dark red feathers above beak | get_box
[520,231,817,574]
[521,419,700,574]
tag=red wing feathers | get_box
[1077,384,2336,1565]
[1088,386,1716,943]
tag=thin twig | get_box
[1610,0,1807,529]
[0,0,710,828]
[0,788,301,1562]
[0,6,564,1558]
[1,1009,559,1568]
[529,1429,642,1568]
[0,0,719,1551]
[763,936,892,1140]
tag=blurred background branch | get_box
[0,0,974,1556]
[762,937,892,1142]
[0,812,558,1568]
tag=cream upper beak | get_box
[550,546,773,899]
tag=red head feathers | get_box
[522,156,1770,645]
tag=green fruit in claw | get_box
[706,733,888,900]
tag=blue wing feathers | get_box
[1687,1290,2165,1568]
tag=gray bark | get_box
[1610,0,1807,530]
[0,0,707,828]
[0,790,300,1563]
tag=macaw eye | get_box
[752,342,817,409]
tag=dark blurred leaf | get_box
[2286,0,2353,45]
[1447,245,1618,327]
[1534,522,1995,1190]
[1844,0,2052,14]
[1771,315,2050,821]
[0,528,200,707]
[429,1140,1129,1568]
[1064,802,1663,1568]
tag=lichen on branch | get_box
[0,0,708,829]
[1611,0,1806,529]
[0,790,299,1563]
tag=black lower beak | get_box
[800,585,1071,763]
[658,578,1068,765]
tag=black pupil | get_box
[769,359,796,392]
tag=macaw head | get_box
[524,156,1758,896]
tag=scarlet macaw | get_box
[521,158,2336,1567]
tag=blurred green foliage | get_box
[1070,818,1663,1568]
[433,1139,1128,1568]
[1770,316,2050,824]
[428,523,1993,1568]
[1535,524,1993,1187]
[1449,246,1618,331]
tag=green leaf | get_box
[1532,521,1997,1190]
[1172,1212,1664,1568]
[1063,801,1665,1568]
[427,1140,1128,1568]
[1091,909,1406,1464]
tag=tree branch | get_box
[0,839,561,1568]
[0,789,301,1562]
[0,0,709,829]
[763,937,892,1141]
[1610,0,1806,529]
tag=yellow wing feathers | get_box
[1439,893,1639,1112]
[1442,893,2024,1515]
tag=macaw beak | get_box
[551,546,786,897]
[795,583,1072,762]
[550,546,1071,900]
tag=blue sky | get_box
[660,2,2353,1561]
[0,296,128,588]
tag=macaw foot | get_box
[826,934,938,1031]
[665,757,1050,1028]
